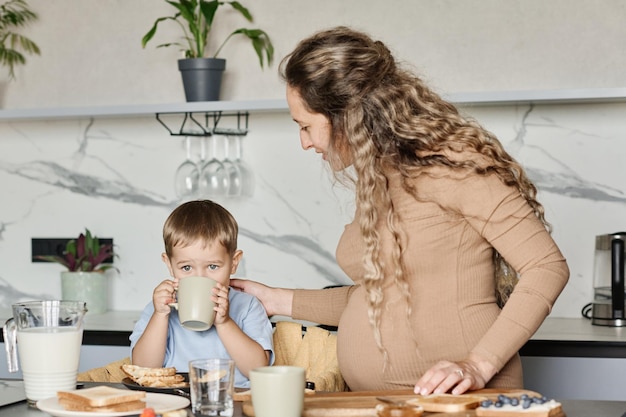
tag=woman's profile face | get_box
[286,85,332,159]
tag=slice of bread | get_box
[122,364,178,379]
[58,398,146,413]
[135,374,187,388]
[122,364,188,388]
[57,386,146,408]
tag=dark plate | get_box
[122,373,190,396]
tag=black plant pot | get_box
[178,58,226,102]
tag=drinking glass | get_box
[222,135,243,198]
[232,135,254,197]
[189,358,235,416]
[174,136,200,200]
[199,136,229,198]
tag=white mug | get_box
[169,276,218,331]
[250,366,305,417]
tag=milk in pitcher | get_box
[17,327,82,402]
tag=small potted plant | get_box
[0,0,40,79]
[36,228,116,314]
[142,0,274,102]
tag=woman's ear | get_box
[161,252,174,277]
[230,250,243,274]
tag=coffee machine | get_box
[591,232,626,326]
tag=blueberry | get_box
[481,400,493,407]
[522,399,532,409]
[495,401,503,408]
[511,398,519,406]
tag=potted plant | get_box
[0,0,40,79]
[142,0,274,102]
[36,228,116,314]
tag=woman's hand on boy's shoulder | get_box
[230,279,291,317]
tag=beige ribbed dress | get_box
[292,167,569,391]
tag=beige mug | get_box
[250,366,305,417]
[169,276,218,331]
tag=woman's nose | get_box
[300,135,313,150]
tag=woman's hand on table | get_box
[414,353,497,395]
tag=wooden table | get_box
[240,390,559,417]
[1,382,625,417]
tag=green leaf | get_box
[173,0,197,23]
[199,0,219,28]
[141,16,178,48]
[224,28,273,68]
[65,239,77,257]
[0,0,39,79]
[228,1,253,22]
[34,255,70,270]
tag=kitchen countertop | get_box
[3,311,626,357]
[519,317,626,358]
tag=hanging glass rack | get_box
[155,111,249,137]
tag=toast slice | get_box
[122,364,178,379]
[122,363,188,388]
[407,393,484,412]
[58,398,146,412]
[57,386,146,408]
[135,374,187,388]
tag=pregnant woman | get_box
[232,26,569,395]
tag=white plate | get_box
[36,392,190,417]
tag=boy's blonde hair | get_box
[163,200,239,257]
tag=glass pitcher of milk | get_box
[3,300,87,406]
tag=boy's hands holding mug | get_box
[212,283,230,325]
[152,278,178,315]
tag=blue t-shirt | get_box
[129,288,274,388]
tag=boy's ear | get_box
[161,252,174,277]
[230,250,243,274]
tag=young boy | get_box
[129,200,274,388]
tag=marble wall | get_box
[1,99,625,319]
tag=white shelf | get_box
[1,88,626,121]
[447,87,626,106]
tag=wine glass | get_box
[174,136,200,200]
[232,135,254,197]
[199,135,229,198]
[222,135,243,198]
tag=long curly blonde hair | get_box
[280,26,550,355]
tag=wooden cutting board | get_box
[241,388,544,416]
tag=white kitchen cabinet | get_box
[522,356,626,401]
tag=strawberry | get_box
[140,407,157,417]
